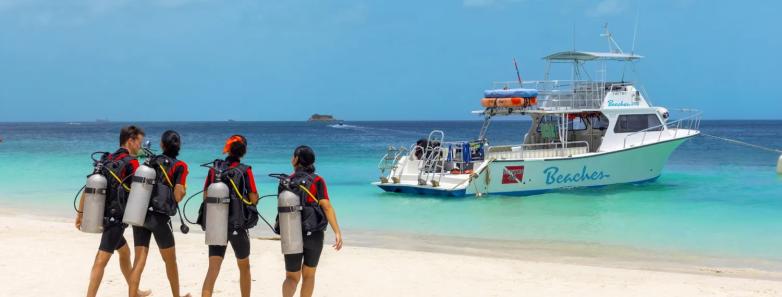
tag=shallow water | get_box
[0,120,780,260]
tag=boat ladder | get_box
[378,146,406,183]
[418,130,445,187]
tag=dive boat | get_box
[374,30,701,197]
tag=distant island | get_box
[308,114,338,122]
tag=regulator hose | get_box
[72,185,86,214]
[177,205,189,234]
[181,190,205,225]
[255,194,278,233]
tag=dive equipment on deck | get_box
[480,97,537,108]
[483,88,538,98]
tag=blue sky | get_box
[0,0,779,121]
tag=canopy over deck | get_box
[544,51,642,61]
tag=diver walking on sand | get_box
[127,130,191,297]
[75,125,151,297]
[199,135,260,297]
[279,145,343,297]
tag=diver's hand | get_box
[75,215,82,230]
[333,232,343,251]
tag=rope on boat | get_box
[700,133,782,154]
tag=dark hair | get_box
[293,145,316,174]
[119,125,145,146]
[227,134,247,159]
[161,130,181,158]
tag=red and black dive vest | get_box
[287,171,328,234]
[100,150,135,225]
[213,159,259,230]
[148,154,179,217]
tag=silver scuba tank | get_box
[278,189,304,254]
[123,164,156,226]
[205,181,230,246]
[81,173,107,233]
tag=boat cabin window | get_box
[613,114,663,133]
[568,116,587,131]
[588,114,610,130]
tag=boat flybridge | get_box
[374,34,701,197]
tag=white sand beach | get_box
[0,211,780,297]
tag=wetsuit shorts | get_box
[132,213,175,249]
[284,231,325,272]
[208,228,250,260]
[98,223,128,253]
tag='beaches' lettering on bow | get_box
[543,166,610,185]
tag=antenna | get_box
[631,3,640,54]
[513,57,523,86]
[572,23,576,51]
[601,23,624,54]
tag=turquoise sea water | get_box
[0,121,781,261]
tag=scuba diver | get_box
[74,125,151,297]
[281,145,343,297]
[127,130,191,297]
[200,135,260,297]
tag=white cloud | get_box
[587,0,628,17]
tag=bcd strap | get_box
[278,206,303,213]
[132,176,156,185]
[84,187,107,195]
[205,197,231,204]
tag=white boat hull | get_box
[376,135,695,197]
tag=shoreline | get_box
[1,211,781,297]
[4,205,782,281]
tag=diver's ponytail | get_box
[161,130,181,158]
[294,145,316,174]
[224,134,247,159]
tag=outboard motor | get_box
[271,174,304,255]
[80,154,108,233]
[123,142,156,226]
[205,177,230,246]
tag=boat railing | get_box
[487,140,590,160]
[622,110,702,148]
[492,80,617,110]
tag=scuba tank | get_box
[205,178,230,246]
[81,173,107,233]
[123,143,157,226]
[79,153,110,233]
[278,189,303,254]
[270,173,304,255]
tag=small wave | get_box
[328,123,359,129]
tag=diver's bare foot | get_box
[138,289,152,297]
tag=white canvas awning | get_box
[544,51,642,61]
